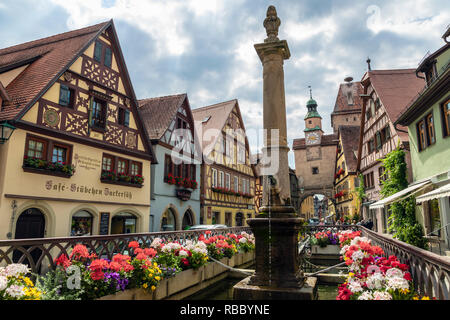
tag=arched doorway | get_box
[161,208,177,231]
[111,212,137,234]
[13,208,45,265]
[235,212,243,226]
[182,209,194,230]
[71,210,93,236]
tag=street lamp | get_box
[0,121,16,144]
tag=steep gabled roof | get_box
[0,20,157,163]
[0,21,110,121]
[191,99,237,151]
[364,69,425,134]
[138,93,187,141]
[331,81,363,115]
[338,125,360,173]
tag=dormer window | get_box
[93,40,113,69]
[59,84,75,108]
[346,91,353,105]
[94,41,103,62]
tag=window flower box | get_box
[165,173,198,190]
[23,156,75,178]
[100,170,143,188]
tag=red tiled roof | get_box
[292,133,338,149]
[338,125,360,173]
[332,81,363,115]
[367,69,426,123]
[138,93,187,140]
[192,99,237,150]
[0,21,109,121]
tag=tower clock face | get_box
[306,131,320,145]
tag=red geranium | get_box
[54,254,71,269]
[128,241,139,249]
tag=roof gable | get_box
[338,125,360,173]
[0,21,110,121]
[138,93,187,141]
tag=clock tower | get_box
[304,89,323,146]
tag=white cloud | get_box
[365,2,449,40]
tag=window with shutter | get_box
[59,85,74,108]
[104,47,112,68]
[375,132,382,150]
[94,41,103,62]
[426,113,435,145]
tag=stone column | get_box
[233,6,316,300]
[256,39,292,209]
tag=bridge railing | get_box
[299,224,450,299]
[359,226,450,300]
[0,227,252,275]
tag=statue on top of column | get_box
[263,5,281,43]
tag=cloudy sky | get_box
[0,0,448,168]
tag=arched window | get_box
[71,210,93,236]
[111,212,137,234]
[161,208,176,231]
[235,212,243,226]
[182,209,194,230]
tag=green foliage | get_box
[36,268,84,300]
[380,146,427,249]
[356,173,366,202]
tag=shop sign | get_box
[176,188,191,201]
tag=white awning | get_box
[416,182,450,203]
[369,180,431,209]
[325,213,335,219]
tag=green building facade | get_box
[395,29,450,251]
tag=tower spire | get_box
[366,57,372,71]
[308,85,312,99]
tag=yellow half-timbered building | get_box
[0,20,156,240]
[192,100,256,226]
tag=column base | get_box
[233,276,318,300]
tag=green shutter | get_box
[124,110,130,127]
[59,85,70,106]
[94,41,103,62]
[104,47,112,67]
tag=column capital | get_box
[254,40,291,62]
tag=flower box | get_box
[311,244,341,255]
[96,251,255,300]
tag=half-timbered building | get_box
[138,93,201,231]
[357,69,425,233]
[0,20,156,240]
[192,100,256,226]
[333,125,360,221]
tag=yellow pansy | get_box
[155,276,160,281]
[151,285,156,291]
[142,283,148,289]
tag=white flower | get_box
[385,267,404,279]
[4,263,29,277]
[357,291,374,300]
[5,284,24,298]
[0,275,8,291]
[239,237,247,244]
[373,291,393,300]
[386,277,409,291]
[366,272,385,290]
[340,245,349,255]
[178,250,189,257]
[351,250,365,261]
[348,279,363,293]
[150,238,162,248]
